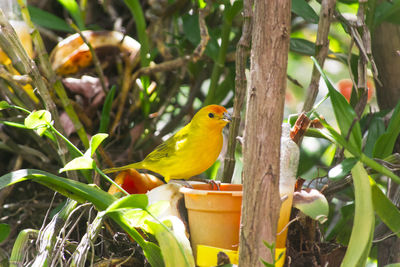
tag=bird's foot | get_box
[188,177,221,190]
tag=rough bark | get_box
[371,20,400,267]
[238,0,291,265]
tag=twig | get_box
[354,2,370,117]
[157,70,207,138]
[302,0,336,112]
[222,0,252,183]
[110,53,137,135]
[192,3,210,62]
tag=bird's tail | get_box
[102,162,143,174]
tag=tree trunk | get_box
[371,20,400,267]
[238,0,291,265]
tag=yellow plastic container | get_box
[196,245,238,266]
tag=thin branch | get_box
[222,0,252,183]
[302,0,336,112]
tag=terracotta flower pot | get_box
[180,183,242,259]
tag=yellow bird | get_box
[103,105,231,182]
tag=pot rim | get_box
[180,183,243,197]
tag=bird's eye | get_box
[208,113,214,118]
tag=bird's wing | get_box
[145,129,191,161]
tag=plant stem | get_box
[302,0,336,112]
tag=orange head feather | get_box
[191,105,231,130]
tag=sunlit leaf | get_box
[24,110,52,136]
[57,0,85,30]
[0,169,164,266]
[60,156,95,172]
[88,133,108,157]
[147,217,195,267]
[0,101,10,110]
[106,194,149,212]
[328,157,358,181]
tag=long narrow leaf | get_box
[341,160,374,267]
[311,57,362,152]
[57,0,85,30]
[373,100,400,158]
[0,169,115,210]
[99,86,116,133]
[28,5,73,32]
[370,178,400,238]
[291,0,319,23]
[0,169,165,266]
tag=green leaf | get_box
[373,0,400,28]
[0,101,10,110]
[312,57,362,152]
[106,194,149,212]
[198,0,206,8]
[373,100,400,159]
[341,160,374,267]
[28,5,73,32]
[291,0,319,23]
[290,38,316,56]
[146,217,195,267]
[0,169,115,210]
[24,110,52,136]
[182,14,200,46]
[326,204,354,243]
[0,169,164,266]
[370,178,400,238]
[124,0,150,67]
[99,86,116,133]
[57,0,85,30]
[88,133,108,157]
[364,115,385,157]
[328,157,358,180]
[0,223,10,243]
[60,156,95,172]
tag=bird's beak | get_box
[222,112,232,123]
